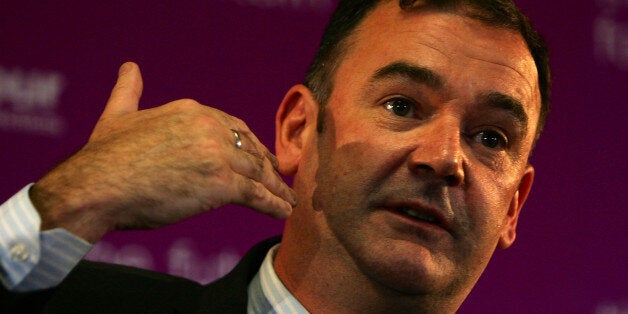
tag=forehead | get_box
[335,1,541,121]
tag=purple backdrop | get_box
[1,1,626,312]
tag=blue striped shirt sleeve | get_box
[0,184,91,291]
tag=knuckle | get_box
[247,150,265,164]
[167,98,201,113]
[242,180,267,203]
[232,116,245,126]
[246,160,264,181]
[232,117,249,130]
[245,153,266,178]
[179,98,201,107]
[191,114,220,131]
[252,162,265,179]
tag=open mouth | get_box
[394,206,441,225]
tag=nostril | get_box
[416,164,433,172]
[413,164,462,186]
[445,174,460,187]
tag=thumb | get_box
[100,62,143,120]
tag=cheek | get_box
[318,140,389,193]
[311,130,408,215]
[324,108,405,182]
[462,170,520,237]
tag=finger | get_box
[230,149,297,207]
[224,116,280,170]
[100,62,144,120]
[230,173,293,219]
[234,129,280,169]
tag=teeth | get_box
[399,207,439,223]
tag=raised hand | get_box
[30,62,296,243]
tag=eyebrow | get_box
[371,61,529,134]
[479,92,529,134]
[371,61,444,90]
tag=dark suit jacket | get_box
[1,236,281,313]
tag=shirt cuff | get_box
[0,184,91,291]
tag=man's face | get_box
[291,2,540,300]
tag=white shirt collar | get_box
[247,244,309,314]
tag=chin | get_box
[358,239,456,296]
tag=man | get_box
[1,0,550,312]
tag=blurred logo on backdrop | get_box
[0,65,66,136]
[86,239,241,284]
[596,301,628,314]
[595,0,628,70]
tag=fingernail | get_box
[118,62,132,76]
[290,192,298,206]
[284,203,294,217]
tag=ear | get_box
[275,84,318,176]
[498,165,535,249]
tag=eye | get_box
[474,130,508,149]
[384,97,415,118]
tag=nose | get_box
[407,119,465,187]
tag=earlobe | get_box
[275,84,318,176]
[498,165,535,249]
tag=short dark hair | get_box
[304,0,551,140]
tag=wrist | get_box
[30,173,111,244]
